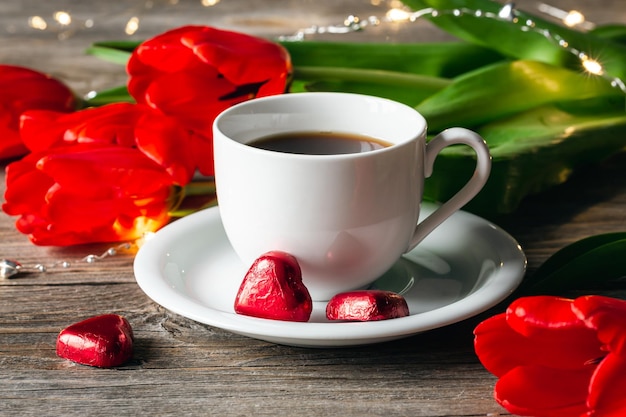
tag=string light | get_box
[498,3,516,20]
[386,8,412,22]
[563,10,585,28]
[581,55,604,76]
[28,16,47,31]
[280,2,626,95]
[125,16,140,35]
[22,0,223,39]
[537,3,595,30]
[0,241,142,279]
[53,11,72,26]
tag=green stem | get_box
[292,66,452,105]
[294,66,451,90]
[181,179,216,196]
[169,197,218,218]
[168,180,218,218]
[85,45,133,65]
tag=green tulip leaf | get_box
[400,0,626,80]
[90,40,142,52]
[85,44,135,65]
[416,60,623,132]
[292,66,450,106]
[519,233,626,294]
[84,85,134,106]
[281,40,504,78]
[590,24,626,45]
[424,105,626,214]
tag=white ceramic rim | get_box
[213,92,428,161]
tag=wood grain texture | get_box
[1,1,625,416]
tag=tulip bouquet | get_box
[87,0,626,217]
[3,0,625,246]
[1,26,291,246]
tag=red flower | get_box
[2,103,195,245]
[127,25,292,175]
[0,65,76,159]
[474,295,626,417]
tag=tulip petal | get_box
[182,26,290,91]
[20,104,141,152]
[45,186,170,234]
[2,154,53,215]
[587,353,626,417]
[131,26,206,73]
[0,124,28,159]
[495,365,591,417]
[141,71,239,124]
[506,296,584,336]
[135,110,195,185]
[61,103,140,147]
[2,168,52,215]
[475,297,604,377]
[189,131,214,176]
[38,146,174,197]
[475,314,525,376]
[0,65,76,158]
[27,152,173,246]
[573,295,626,357]
[19,110,71,152]
[0,65,75,109]
[45,188,126,233]
[507,296,603,359]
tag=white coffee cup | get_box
[213,92,491,301]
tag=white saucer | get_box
[133,204,526,347]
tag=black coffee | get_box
[248,131,392,155]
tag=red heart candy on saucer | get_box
[326,290,409,321]
[235,251,312,322]
[56,314,134,367]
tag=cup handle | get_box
[406,127,492,252]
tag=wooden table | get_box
[1,1,625,416]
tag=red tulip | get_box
[127,25,292,175]
[474,295,626,417]
[0,65,76,159]
[2,103,195,245]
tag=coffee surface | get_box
[248,131,392,155]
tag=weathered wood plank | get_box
[1,1,625,416]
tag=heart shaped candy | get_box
[235,251,312,322]
[56,314,134,367]
[326,290,410,321]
